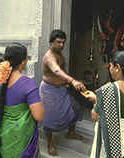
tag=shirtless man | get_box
[39,29,86,156]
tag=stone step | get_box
[39,120,94,158]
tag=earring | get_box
[22,61,25,65]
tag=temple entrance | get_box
[70,0,124,90]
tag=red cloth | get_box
[114,25,124,50]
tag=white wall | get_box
[0,0,36,38]
[0,0,43,79]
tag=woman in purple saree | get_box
[0,43,44,158]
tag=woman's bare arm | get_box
[29,102,44,121]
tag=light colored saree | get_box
[0,103,39,158]
[90,82,124,158]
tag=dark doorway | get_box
[69,0,124,89]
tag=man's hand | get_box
[71,80,86,92]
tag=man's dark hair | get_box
[49,29,66,43]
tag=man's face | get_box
[51,38,65,53]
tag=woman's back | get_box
[6,75,40,106]
[0,43,44,158]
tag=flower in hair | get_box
[0,61,12,84]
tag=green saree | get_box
[0,103,37,158]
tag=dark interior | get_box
[69,0,124,87]
[72,0,124,33]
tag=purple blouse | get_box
[6,76,41,106]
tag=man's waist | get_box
[43,76,66,84]
[43,79,67,87]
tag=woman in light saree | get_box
[0,43,44,158]
[83,50,124,157]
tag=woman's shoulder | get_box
[21,75,38,85]
[95,82,114,93]
[102,82,113,89]
[21,75,36,81]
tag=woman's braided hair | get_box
[0,43,27,122]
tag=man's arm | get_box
[44,54,86,91]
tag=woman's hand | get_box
[91,111,99,121]
[80,90,97,104]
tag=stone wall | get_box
[0,0,43,81]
